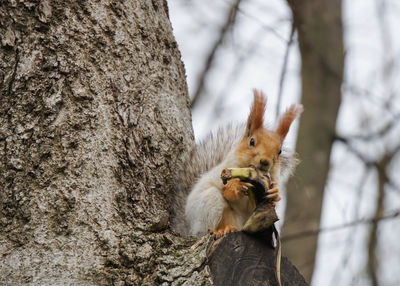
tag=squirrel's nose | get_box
[260,159,270,170]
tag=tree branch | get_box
[281,210,400,242]
[330,166,372,286]
[191,0,242,109]
[346,113,400,141]
[275,21,295,121]
[367,164,385,286]
[334,135,374,166]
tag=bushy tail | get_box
[170,124,243,235]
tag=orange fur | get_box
[211,208,237,238]
[245,90,266,137]
[236,129,282,178]
[218,92,302,236]
[222,178,246,201]
[186,90,302,237]
[217,208,234,229]
[276,104,304,139]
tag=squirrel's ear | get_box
[245,89,266,137]
[276,104,303,140]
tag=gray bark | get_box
[0,0,211,285]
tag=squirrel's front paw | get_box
[222,178,252,201]
[266,180,281,205]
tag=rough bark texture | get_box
[0,0,211,285]
[208,232,308,286]
[282,0,344,282]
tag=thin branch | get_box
[367,142,400,286]
[204,29,263,127]
[330,166,371,286]
[366,2,397,283]
[367,164,385,286]
[364,138,400,286]
[230,1,289,43]
[336,134,400,167]
[384,141,400,162]
[275,21,295,121]
[387,178,400,193]
[191,0,243,109]
[334,135,373,166]
[343,82,400,117]
[281,210,400,242]
[347,113,400,141]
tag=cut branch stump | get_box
[207,232,308,286]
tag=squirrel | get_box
[170,90,303,237]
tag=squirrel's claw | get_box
[208,227,217,235]
[222,178,253,201]
[208,225,237,238]
[240,182,253,196]
[208,227,224,238]
[266,191,281,202]
[224,225,237,235]
[265,181,281,203]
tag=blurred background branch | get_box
[275,21,295,121]
[281,210,400,242]
[190,0,243,109]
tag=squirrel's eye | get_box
[249,138,255,147]
[278,149,282,155]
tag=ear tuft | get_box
[245,89,267,137]
[276,104,303,139]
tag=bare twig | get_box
[204,28,263,127]
[234,9,289,43]
[367,163,385,286]
[330,167,372,286]
[348,113,400,141]
[363,139,400,286]
[281,210,400,242]
[365,2,398,284]
[275,21,295,121]
[388,179,400,194]
[336,133,400,164]
[385,142,400,160]
[191,0,243,109]
[334,135,373,166]
[343,82,400,117]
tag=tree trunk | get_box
[0,1,211,285]
[282,0,344,282]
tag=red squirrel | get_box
[171,90,303,237]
